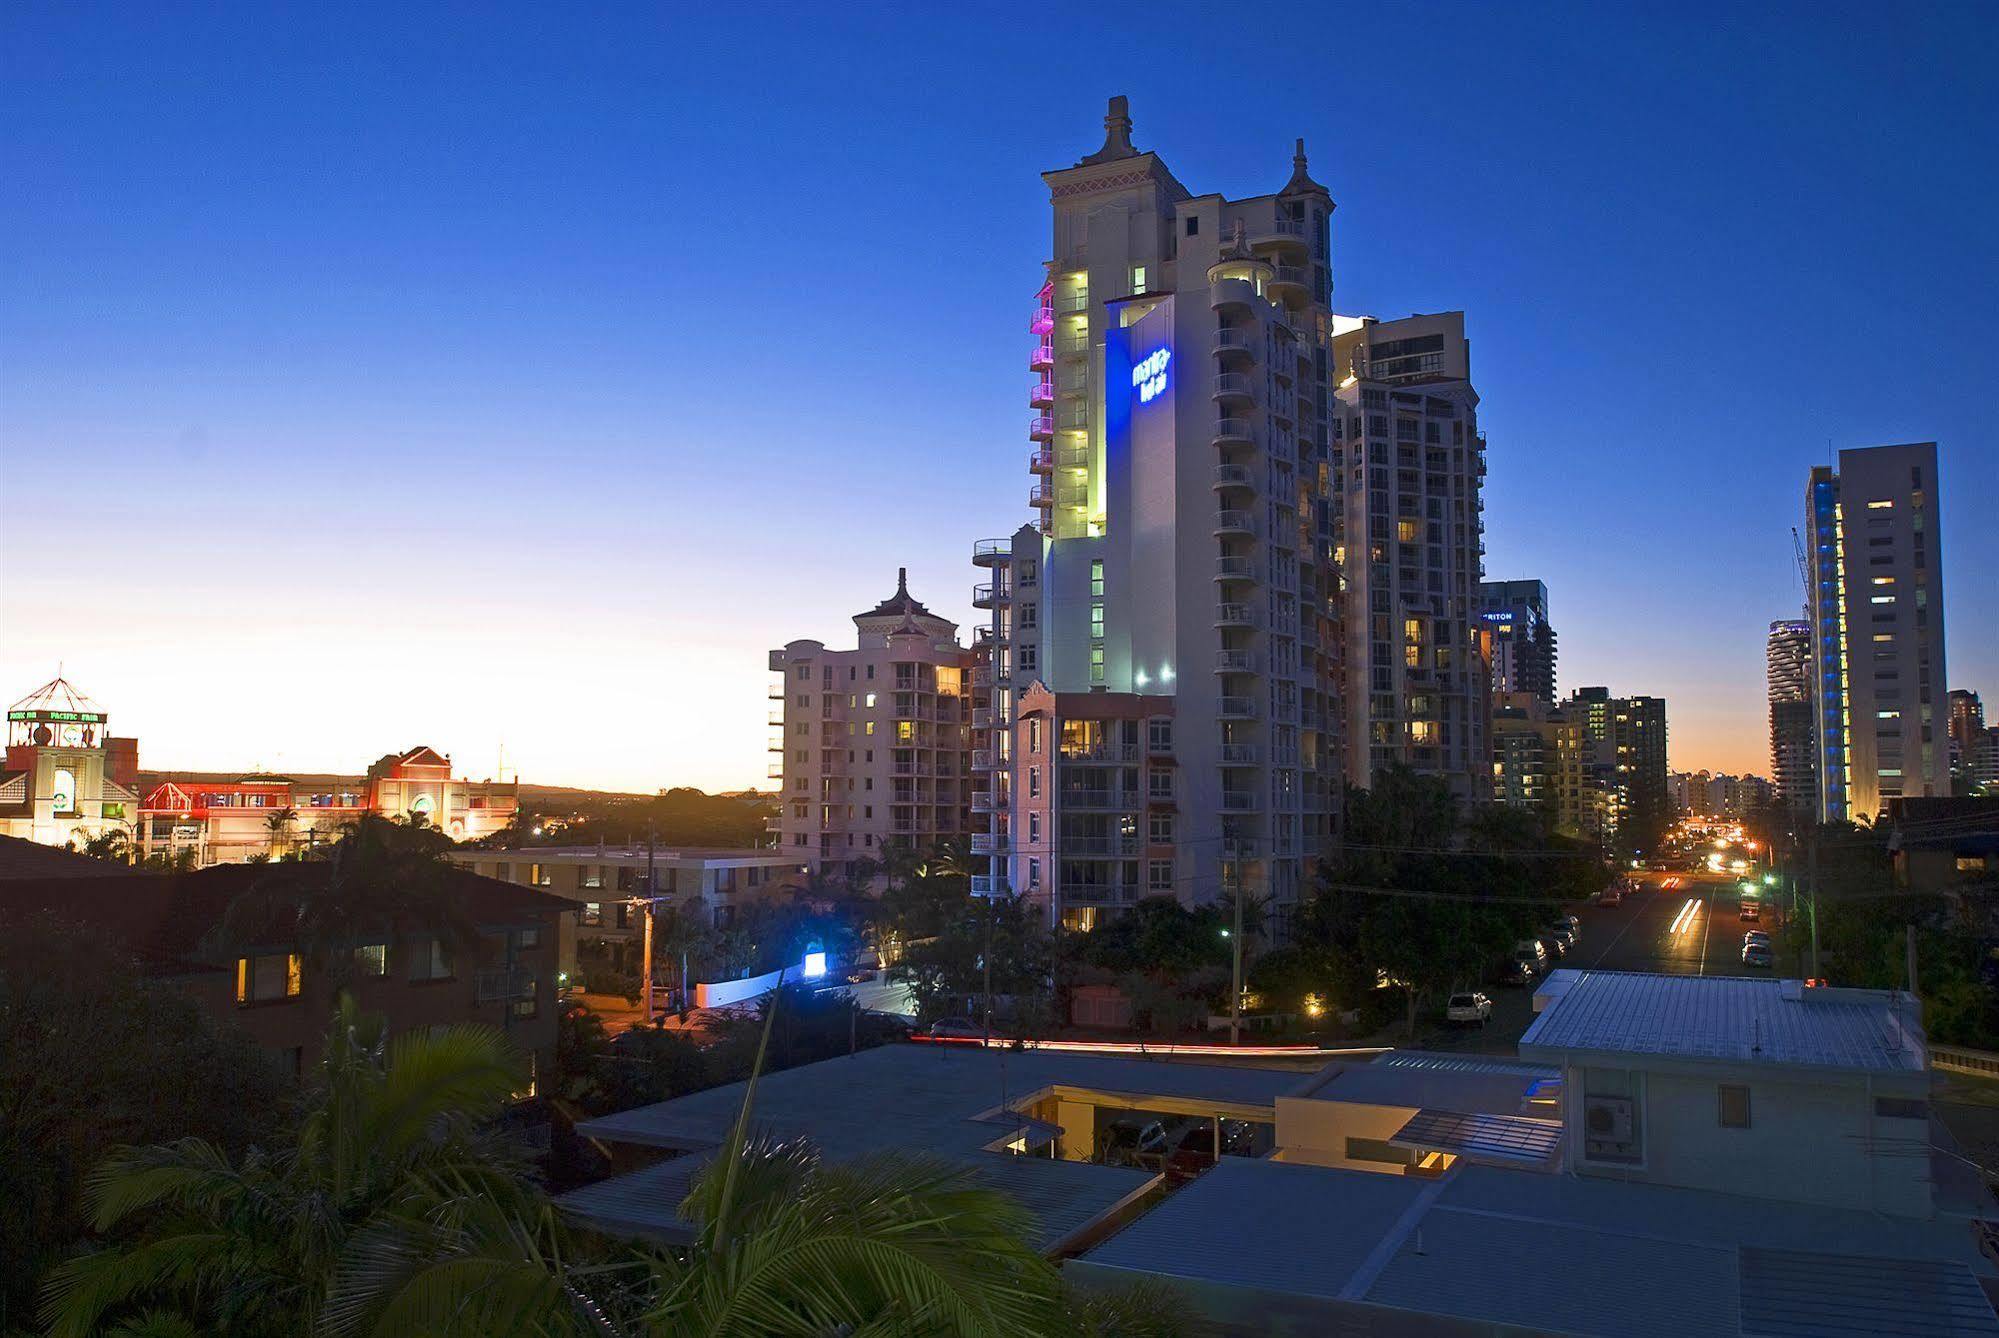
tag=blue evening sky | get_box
[2,2,1993,790]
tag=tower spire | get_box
[1080,95,1138,165]
[1282,135,1328,196]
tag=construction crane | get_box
[1790,526,1811,595]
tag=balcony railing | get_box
[1055,292,1090,314]
[971,749,996,770]
[475,968,534,1004]
[1213,329,1255,356]
[1029,447,1054,473]
[1213,373,1253,399]
[1215,650,1256,673]
[1258,216,1306,239]
[1215,603,1257,627]
[1031,304,1053,333]
[972,538,1010,564]
[969,832,1009,855]
[1221,792,1261,812]
[1029,484,1053,508]
[1218,696,1257,718]
[1029,415,1054,440]
[1060,743,1138,763]
[1214,417,1253,442]
[972,582,1011,608]
[1060,834,1140,856]
[1029,380,1054,407]
[1219,744,1259,765]
[971,874,1011,897]
[1215,556,1256,582]
[1030,342,1054,370]
[1214,509,1254,535]
[1271,265,1309,289]
[1212,464,1253,489]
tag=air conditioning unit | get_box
[1585,1096,1634,1145]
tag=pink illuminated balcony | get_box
[1031,305,1054,335]
[1029,447,1054,473]
[1029,379,1055,408]
[1030,342,1054,371]
[1029,483,1054,508]
[1029,415,1054,441]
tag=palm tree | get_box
[40,997,588,1338]
[621,978,1070,1337]
[876,838,922,895]
[264,807,297,859]
[921,835,973,882]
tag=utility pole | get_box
[641,821,658,1024]
[1806,823,1821,981]
[981,893,995,1045]
[1228,843,1244,1046]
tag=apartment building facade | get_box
[770,570,977,882]
[1478,578,1556,706]
[1766,619,1816,818]
[1330,312,1490,797]
[1806,443,1951,822]
[969,98,1346,930]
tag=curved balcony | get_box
[1214,556,1256,583]
[1219,743,1259,765]
[1212,464,1254,491]
[1213,509,1255,537]
[1029,415,1054,441]
[1214,417,1253,446]
[1029,342,1054,371]
[1029,379,1055,408]
[1218,696,1257,720]
[1031,304,1054,335]
[972,538,1011,566]
[1209,275,1258,311]
[972,581,1011,609]
[1215,650,1256,673]
[1269,265,1310,299]
[1029,483,1054,509]
[1220,790,1261,812]
[1213,373,1254,404]
[1250,215,1308,249]
[1214,602,1257,628]
[1029,447,1054,474]
[1213,329,1256,360]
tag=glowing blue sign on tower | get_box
[1132,347,1171,404]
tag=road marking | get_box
[1698,897,1711,976]
[1585,892,1646,969]
[1668,898,1697,934]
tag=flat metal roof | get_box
[1390,1109,1563,1165]
[1519,970,1927,1073]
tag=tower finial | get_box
[1282,135,1327,196]
[1081,95,1138,165]
[897,566,908,594]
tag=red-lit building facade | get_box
[139,745,519,864]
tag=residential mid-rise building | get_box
[1805,443,1951,822]
[969,98,1346,931]
[1564,687,1669,848]
[1670,770,1774,819]
[1,677,141,848]
[770,570,976,883]
[1330,312,1489,797]
[1548,702,1614,842]
[1478,579,1556,706]
[1949,689,1987,789]
[1491,691,1555,810]
[1766,619,1816,818]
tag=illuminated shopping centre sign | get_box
[1132,347,1171,404]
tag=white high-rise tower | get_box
[969,98,1344,933]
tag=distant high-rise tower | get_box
[1330,312,1490,797]
[1805,443,1951,822]
[969,98,1345,931]
[1479,579,1557,706]
[1766,619,1815,818]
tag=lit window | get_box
[1090,559,1105,598]
[1870,596,1895,604]
[236,952,302,1004]
[1090,647,1105,683]
[1870,577,1895,586]
[353,944,388,977]
[1866,499,1894,509]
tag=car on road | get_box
[1447,992,1494,1027]
[1743,929,1771,946]
[1739,900,1761,922]
[1544,922,1579,951]
[1596,884,1623,906]
[1501,958,1538,986]
[1742,940,1774,968]
[1540,934,1569,961]
[925,1017,987,1041]
[1515,939,1549,973]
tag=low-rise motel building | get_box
[0,834,568,1084]
[555,968,1999,1335]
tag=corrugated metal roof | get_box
[1519,970,1926,1072]
[568,1044,1310,1250]
[1081,1157,1428,1298]
[1390,1110,1563,1164]
[1738,1246,1999,1337]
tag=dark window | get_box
[1185,216,1198,236]
[1875,1096,1928,1120]
[1718,1084,1751,1129]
